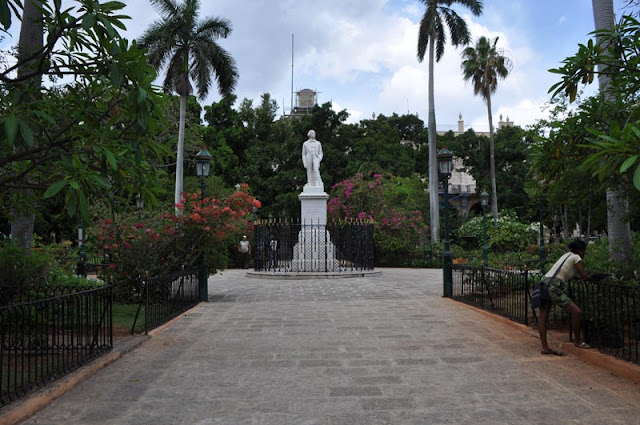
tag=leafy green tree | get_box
[548,1,634,263]
[346,114,420,177]
[416,0,483,243]
[529,96,609,241]
[461,36,511,226]
[139,0,238,214]
[1,0,168,250]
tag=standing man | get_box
[238,235,251,269]
[302,129,323,188]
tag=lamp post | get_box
[538,200,546,271]
[195,149,212,302]
[480,191,489,267]
[437,147,453,297]
[77,226,87,277]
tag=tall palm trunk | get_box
[174,93,187,215]
[427,33,440,243]
[486,93,498,226]
[592,0,633,263]
[11,0,43,251]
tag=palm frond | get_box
[434,15,446,61]
[191,36,238,98]
[443,9,471,46]
[417,6,436,61]
[460,35,510,103]
[196,16,232,39]
[452,0,483,16]
[138,19,180,68]
[164,45,190,95]
[149,0,180,18]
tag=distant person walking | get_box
[538,240,596,356]
[238,235,251,269]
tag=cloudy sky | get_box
[4,0,633,131]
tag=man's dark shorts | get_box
[540,277,573,312]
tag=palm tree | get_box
[416,0,483,243]
[139,0,238,214]
[591,0,633,263]
[461,36,510,227]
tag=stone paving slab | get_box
[15,268,640,425]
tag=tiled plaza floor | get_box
[18,268,640,425]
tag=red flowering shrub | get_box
[328,172,428,253]
[95,189,260,301]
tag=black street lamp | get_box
[480,191,489,267]
[195,149,212,302]
[76,226,87,277]
[437,147,453,297]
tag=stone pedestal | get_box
[298,186,329,225]
[292,186,338,271]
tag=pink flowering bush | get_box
[328,172,428,253]
[95,188,260,301]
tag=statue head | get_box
[307,129,316,139]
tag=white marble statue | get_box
[302,129,323,188]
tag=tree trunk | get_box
[486,94,498,227]
[427,35,440,243]
[592,0,633,263]
[562,204,569,240]
[10,0,43,251]
[174,93,187,216]
[606,188,632,260]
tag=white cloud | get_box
[4,0,623,133]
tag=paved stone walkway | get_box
[19,269,640,424]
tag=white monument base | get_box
[292,186,339,272]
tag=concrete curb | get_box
[453,299,640,384]
[562,342,640,384]
[0,303,203,425]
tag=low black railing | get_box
[452,265,535,325]
[253,221,374,273]
[131,269,200,334]
[452,265,640,365]
[0,284,103,307]
[0,285,113,406]
[568,281,640,364]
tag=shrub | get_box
[328,172,429,253]
[0,243,51,287]
[458,210,537,252]
[94,189,260,301]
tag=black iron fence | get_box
[0,285,112,406]
[131,269,200,334]
[0,284,104,307]
[253,221,374,273]
[569,281,640,364]
[452,265,640,365]
[452,265,536,325]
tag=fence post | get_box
[524,269,529,326]
[144,274,149,335]
[480,265,485,309]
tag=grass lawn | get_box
[112,304,145,335]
